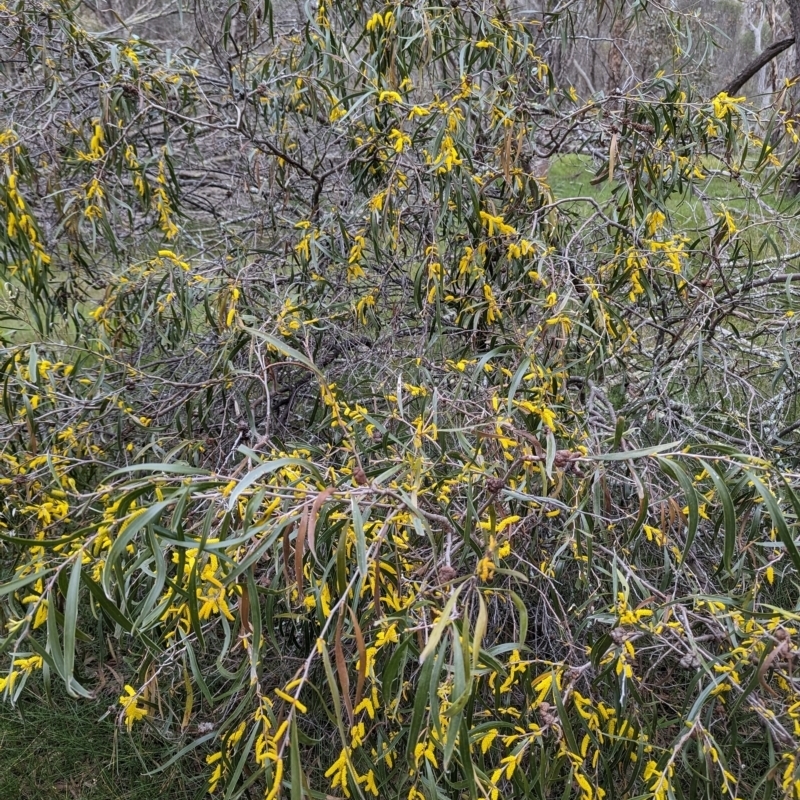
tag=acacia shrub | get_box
[1,2,800,799]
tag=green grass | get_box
[548,152,800,247]
[548,153,614,202]
[0,685,205,800]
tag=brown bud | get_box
[353,466,368,486]
[438,565,458,584]
[538,701,557,728]
[610,627,631,645]
[679,652,700,669]
[554,449,584,469]
[486,477,504,494]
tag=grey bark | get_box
[789,0,800,76]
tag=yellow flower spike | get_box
[118,685,148,731]
[264,758,284,800]
[712,92,745,119]
[645,209,666,235]
[716,206,737,237]
[408,105,430,120]
[274,687,308,713]
[378,90,402,105]
[387,128,411,153]
[479,210,517,236]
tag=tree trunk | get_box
[607,15,625,95]
[719,37,794,97]
[786,0,800,76]
[787,0,800,104]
